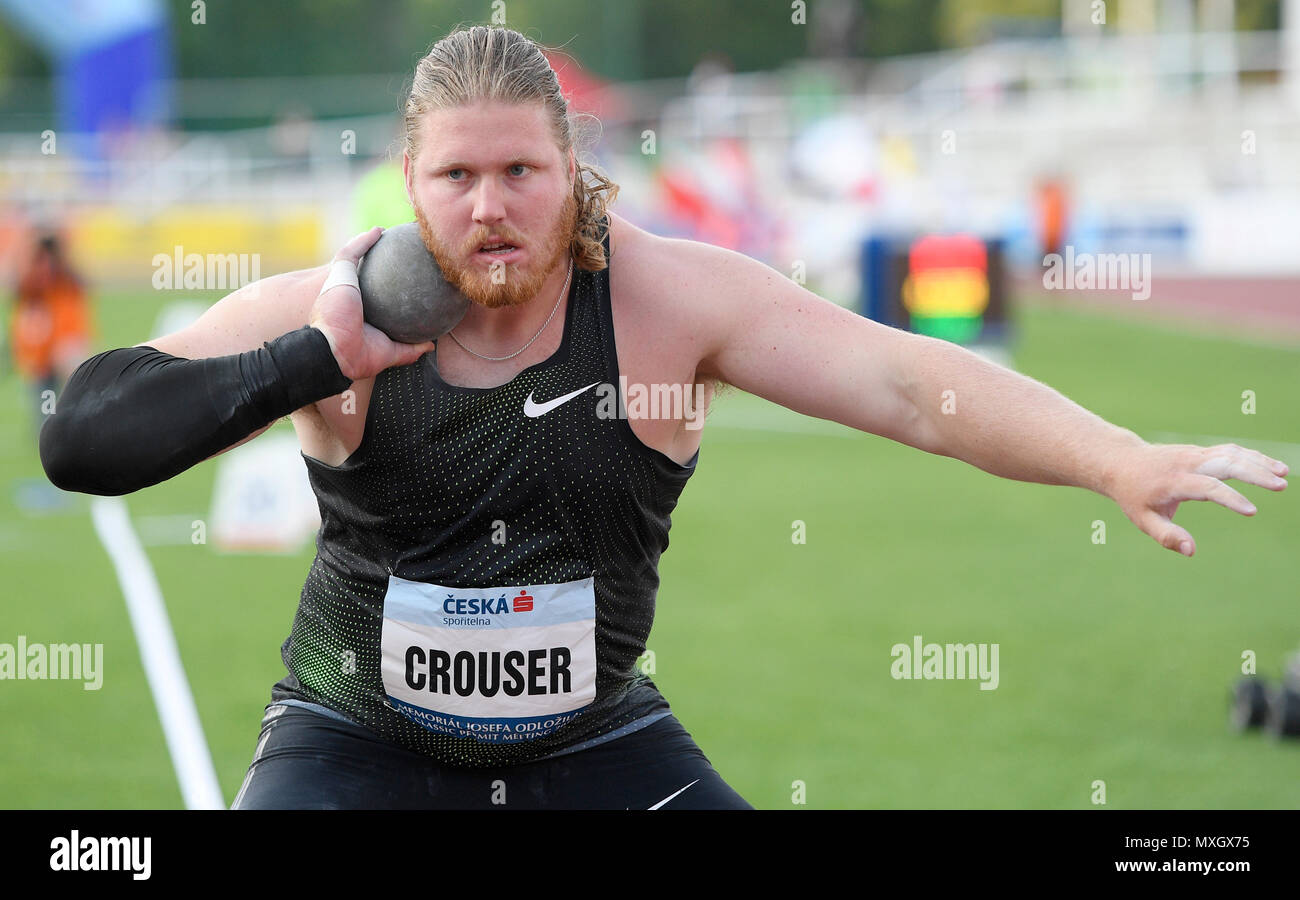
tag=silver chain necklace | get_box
[444,260,573,362]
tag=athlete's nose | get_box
[472,176,507,227]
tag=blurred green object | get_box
[909,313,984,344]
[788,66,841,127]
[354,161,414,233]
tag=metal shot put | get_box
[357,222,470,343]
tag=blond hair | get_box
[403,25,618,271]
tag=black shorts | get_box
[231,703,753,810]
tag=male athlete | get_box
[40,26,1288,809]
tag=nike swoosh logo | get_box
[647,779,700,810]
[523,381,601,417]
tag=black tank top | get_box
[271,224,700,767]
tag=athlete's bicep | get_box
[691,242,929,448]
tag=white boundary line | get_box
[1015,291,1300,353]
[90,496,225,810]
[1146,432,1300,460]
[707,409,1300,461]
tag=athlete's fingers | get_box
[334,227,385,266]
[1137,506,1196,556]
[1175,472,1257,516]
[1194,444,1289,491]
[391,339,437,367]
[1229,442,1290,476]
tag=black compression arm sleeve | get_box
[39,325,353,496]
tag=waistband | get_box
[267,698,672,762]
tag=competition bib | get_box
[380,575,597,743]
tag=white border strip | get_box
[1146,432,1300,460]
[90,496,225,810]
[708,408,1300,460]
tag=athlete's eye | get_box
[446,169,465,181]
[508,164,528,176]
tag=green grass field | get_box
[2,288,1297,809]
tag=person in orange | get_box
[9,232,92,432]
[1034,176,1069,259]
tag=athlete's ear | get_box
[567,148,576,191]
[402,151,415,208]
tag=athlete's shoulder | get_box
[608,211,760,279]
[606,213,696,324]
[605,211,654,262]
[605,211,767,346]
[605,212,740,303]
[607,211,700,258]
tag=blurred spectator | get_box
[271,106,315,170]
[8,232,93,434]
[686,51,737,136]
[808,0,864,58]
[1034,175,1070,259]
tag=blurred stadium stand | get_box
[2,2,1298,320]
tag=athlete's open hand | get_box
[310,227,436,381]
[1106,442,1288,556]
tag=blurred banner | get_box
[0,0,172,141]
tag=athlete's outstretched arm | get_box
[684,239,1289,557]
